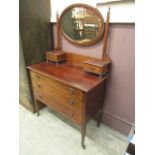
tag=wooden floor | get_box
[19,105,128,155]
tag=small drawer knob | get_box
[39,94,42,98]
[89,66,95,71]
[36,75,40,79]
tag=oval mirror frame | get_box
[59,3,105,46]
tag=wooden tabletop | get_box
[27,62,108,92]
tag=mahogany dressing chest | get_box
[27,3,111,148]
[27,54,108,148]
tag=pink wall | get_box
[102,24,135,135]
[53,23,135,135]
[53,24,104,58]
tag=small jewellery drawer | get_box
[30,71,83,101]
[83,63,104,74]
[34,92,82,124]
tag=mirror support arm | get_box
[56,11,61,50]
[102,7,110,59]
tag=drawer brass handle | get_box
[37,83,41,88]
[39,95,42,98]
[69,112,74,117]
[69,99,75,105]
[69,88,74,95]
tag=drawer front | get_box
[83,63,108,75]
[83,63,102,74]
[46,52,65,62]
[34,92,81,124]
[32,81,82,111]
[30,71,83,101]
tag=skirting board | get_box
[102,111,133,135]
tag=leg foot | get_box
[81,118,86,149]
[97,110,103,127]
[97,121,100,127]
[82,143,86,149]
[34,98,40,116]
[37,111,40,116]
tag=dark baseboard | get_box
[102,111,133,135]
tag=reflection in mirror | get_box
[60,5,104,46]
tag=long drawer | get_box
[32,81,82,111]
[30,71,83,101]
[34,91,81,124]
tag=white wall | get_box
[97,1,135,23]
[50,0,135,23]
[50,0,96,22]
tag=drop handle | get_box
[69,99,75,105]
[37,83,41,88]
[69,112,74,117]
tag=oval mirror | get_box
[59,4,105,46]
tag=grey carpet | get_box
[19,105,128,155]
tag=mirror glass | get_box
[60,4,104,46]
